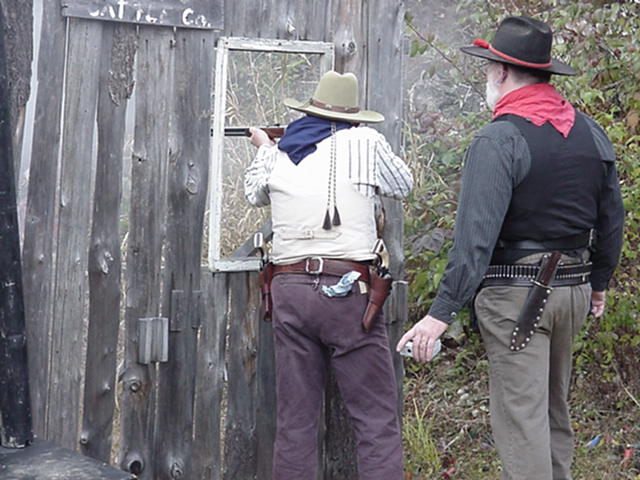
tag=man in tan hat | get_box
[245,70,412,479]
[397,16,623,479]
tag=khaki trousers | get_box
[475,255,591,480]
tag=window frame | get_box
[208,37,335,272]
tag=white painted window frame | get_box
[208,37,335,272]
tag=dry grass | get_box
[401,338,640,479]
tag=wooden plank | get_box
[154,27,213,480]
[0,12,32,446]
[386,280,409,417]
[61,0,223,30]
[0,438,135,479]
[368,0,407,428]
[255,314,276,480]
[254,0,331,41]
[46,17,103,450]
[366,0,404,159]
[192,271,229,479]
[220,36,335,54]
[0,0,34,183]
[118,26,174,480]
[223,0,260,37]
[323,374,358,480]
[320,1,368,477]
[275,0,331,41]
[21,0,66,439]
[330,0,367,84]
[223,272,260,480]
[81,22,136,463]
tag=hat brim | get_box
[460,45,576,76]
[283,98,385,123]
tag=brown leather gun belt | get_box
[273,257,371,283]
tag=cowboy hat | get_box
[284,71,385,123]
[460,16,576,76]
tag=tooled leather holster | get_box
[258,263,275,322]
[510,251,562,351]
[361,269,393,332]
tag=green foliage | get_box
[403,2,640,476]
[404,0,640,369]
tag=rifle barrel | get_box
[223,126,285,139]
[224,127,251,137]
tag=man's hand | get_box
[397,314,448,362]
[249,127,275,148]
[591,290,606,318]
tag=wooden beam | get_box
[0,438,135,479]
[255,312,277,479]
[321,1,368,477]
[21,0,66,438]
[223,272,260,479]
[154,27,213,480]
[81,22,136,463]
[118,26,174,480]
[367,0,407,429]
[192,271,229,479]
[0,0,33,180]
[0,5,33,447]
[47,17,103,450]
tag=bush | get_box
[403,1,640,476]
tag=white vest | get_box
[268,130,377,265]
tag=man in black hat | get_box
[398,16,624,479]
[246,70,412,480]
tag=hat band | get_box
[310,99,360,114]
[473,39,552,69]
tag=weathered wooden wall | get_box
[0,3,33,448]
[0,0,33,176]
[20,0,407,478]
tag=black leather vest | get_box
[496,113,606,243]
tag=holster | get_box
[258,262,275,322]
[510,252,562,351]
[361,269,393,332]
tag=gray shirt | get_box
[429,117,623,324]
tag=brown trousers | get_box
[270,272,403,480]
[475,254,591,480]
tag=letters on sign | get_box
[61,0,223,30]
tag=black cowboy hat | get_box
[460,16,576,76]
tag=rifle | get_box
[224,126,285,140]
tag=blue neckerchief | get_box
[278,115,353,165]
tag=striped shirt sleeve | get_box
[244,145,278,207]
[428,122,530,324]
[373,134,413,199]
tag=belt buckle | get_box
[305,257,324,275]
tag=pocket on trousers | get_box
[474,286,528,323]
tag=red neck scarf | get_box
[493,83,575,138]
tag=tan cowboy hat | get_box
[284,71,384,123]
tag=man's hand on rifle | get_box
[397,314,448,362]
[249,127,276,148]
